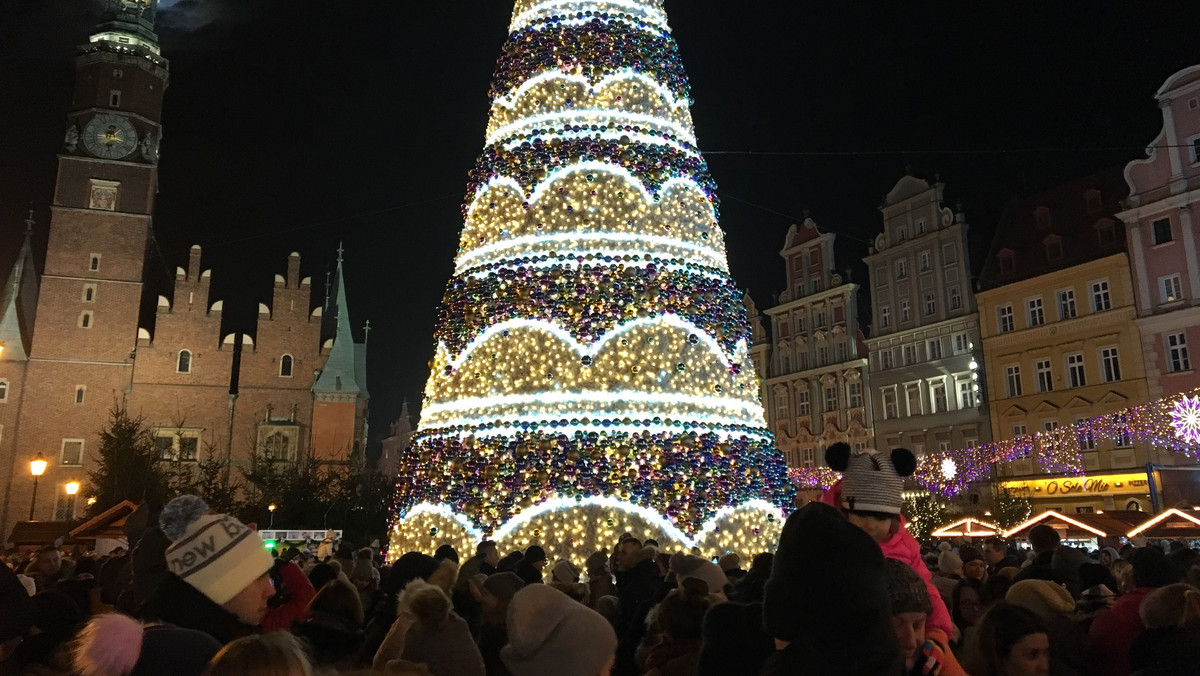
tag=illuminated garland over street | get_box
[394,0,793,547]
[788,388,1200,496]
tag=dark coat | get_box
[293,611,365,670]
[139,572,256,645]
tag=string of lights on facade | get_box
[789,389,1200,497]
[389,0,793,562]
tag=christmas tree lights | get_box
[392,0,793,562]
[789,388,1200,497]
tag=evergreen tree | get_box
[991,486,1033,530]
[85,405,170,516]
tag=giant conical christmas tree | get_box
[393,0,793,559]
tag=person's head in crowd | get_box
[497,551,524,572]
[884,558,934,673]
[307,563,338,593]
[72,556,97,579]
[657,581,711,645]
[1027,525,1060,556]
[550,581,590,604]
[644,539,659,549]
[335,542,354,560]
[594,595,619,624]
[433,544,459,564]
[1111,558,1135,594]
[825,443,917,543]
[585,551,609,578]
[616,538,642,571]
[1006,579,1074,621]
[939,549,964,577]
[984,538,1009,566]
[159,495,275,625]
[501,583,617,676]
[1132,546,1184,589]
[427,557,459,595]
[1079,562,1117,594]
[308,578,364,628]
[477,540,500,568]
[1098,546,1120,568]
[521,545,548,570]
[390,551,440,591]
[1051,546,1086,585]
[961,545,987,581]
[73,611,221,676]
[1169,546,1200,575]
[717,553,740,573]
[480,571,524,611]
[952,577,992,629]
[965,602,1051,676]
[746,552,773,578]
[551,559,580,584]
[1138,583,1200,629]
[34,545,62,578]
[206,631,314,676]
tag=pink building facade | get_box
[1119,65,1200,401]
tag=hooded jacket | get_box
[501,584,617,676]
[822,479,954,638]
[139,572,256,646]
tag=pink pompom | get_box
[74,613,144,676]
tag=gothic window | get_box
[89,254,101,271]
[82,284,96,302]
[79,311,93,329]
[265,432,291,461]
[0,379,7,403]
[258,423,300,462]
[280,354,294,378]
[177,350,192,374]
[75,386,85,404]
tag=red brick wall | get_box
[312,399,355,461]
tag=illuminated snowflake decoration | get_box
[940,458,958,480]
[1170,395,1200,444]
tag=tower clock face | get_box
[82,113,138,160]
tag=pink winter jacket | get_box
[820,482,954,638]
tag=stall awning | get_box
[932,517,1000,538]
[1126,508,1200,539]
[1003,510,1151,540]
[69,500,139,540]
[8,521,89,546]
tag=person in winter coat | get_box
[358,552,440,666]
[641,581,712,676]
[2,589,82,674]
[350,547,381,609]
[72,611,221,676]
[373,579,484,675]
[613,538,663,675]
[453,541,500,627]
[962,602,1051,676]
[139,495,275,645]
[474,572,524,676]
[884,558,967,676]
[584,551,614,612]
[1086,547,1183,676]
[514,546,548,585]
[292,578,365,671]
[501,584,617,676]
[983,537,1023,577]
[1005,579,1085,675]
[1013,526,1060,583]
[261,558,317,633]
[695,600,774,676]
[821,442,956,641]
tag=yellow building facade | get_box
[978,253,1156,512]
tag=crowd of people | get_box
[1,444,1198,676]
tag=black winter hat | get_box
[762,502,900,675]
[522,545,547,564]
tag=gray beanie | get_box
[884,559,933,616]
[938,550,963,574]
[502,584,617,676]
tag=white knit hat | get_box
[826,443,916,515]
[159,495,273,605]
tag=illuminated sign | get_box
[1000,473,1149,498]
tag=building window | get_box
[1152,218,1173,245]
[948,286,961,310]
[1035,359,1053,393]
[848,382,863,408]
[775,391,789,420]
[883,388,898,419]
[932,382,947,413]
[1090,280,1111,312]
[155,430,200,462]
[89,254,101,271]
[881,350,894,370]
[1005,365,1022,398]
[61,439,84,466]
[919,250,931,272]
[79,311,93,329]
[824,385,839,412]
[0,379,7,403]
[258,424,299,462]
[1010,424,1027,439]
[1057,289,1077,320]
[900,299,910,322]
[1076,417,1096,450]
[797,389,810,416]
[794,282,805,298]
[1168,332,1191,373]
[998,305,1015,333]
[895,258,908,280]
[953,333,969,354]
[109,90,122,107]
[82,284,96,302]
[1114,414,1132,447]
[815,310,827,328]
[924,293,936,316]
[818,346,828,366]
[809,248,819,267]
[1043,420,1059,432]
[1027,297,1045,327]
[75,386,85,404]
[176,350,192,374]
[903,344,918,365]
[915,218,927,235]
[1192,137,1200,163]
[779,352,791,374]
[999,251,1015,274]
[1161,274,1184,303]
[796,315,806,333]
[801,448,815,469]
[928,339,943,360]
[1097,222,1116,246]
[836,341,847,362]
[943,243,956,262]
[1100,347,1121,382]
[1045,238,1063,261]
[906,384,922,416]
[897,225,909,243]
[1066,353,1086,388]
[939,441,950,454]
[798,352,809,370]
[876,266,887,287]
[959,380,975,409]
[280,354,294,378]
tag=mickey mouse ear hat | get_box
[825,442,916,515]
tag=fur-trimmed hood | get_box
[397,579,452,629]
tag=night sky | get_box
[0,0,1194,452]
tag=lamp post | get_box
[29,453,47,521]
[268,503,276,530]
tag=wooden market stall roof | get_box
[932,517,1001,538]
[7,521,88,546]
[1126,508,1200,539]
[69,500,139,540]
[1003,510,1151,540]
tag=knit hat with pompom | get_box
[159,495,273,605]
[73,612,221,676]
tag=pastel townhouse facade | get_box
[864,176,989,460]
[1118,65,1200,403]
[760,219,873,469]
[977,170,1158,512]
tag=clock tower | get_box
[6,0,168,523]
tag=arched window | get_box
[279,354,293,378]
[265,432,291,461]
[177,349,192,373]
[1125,500,1142,512]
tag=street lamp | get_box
[268,503,276,530]
[64,481,80,520]
[29,453,47,521]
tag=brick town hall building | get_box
[0,2,368,544]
